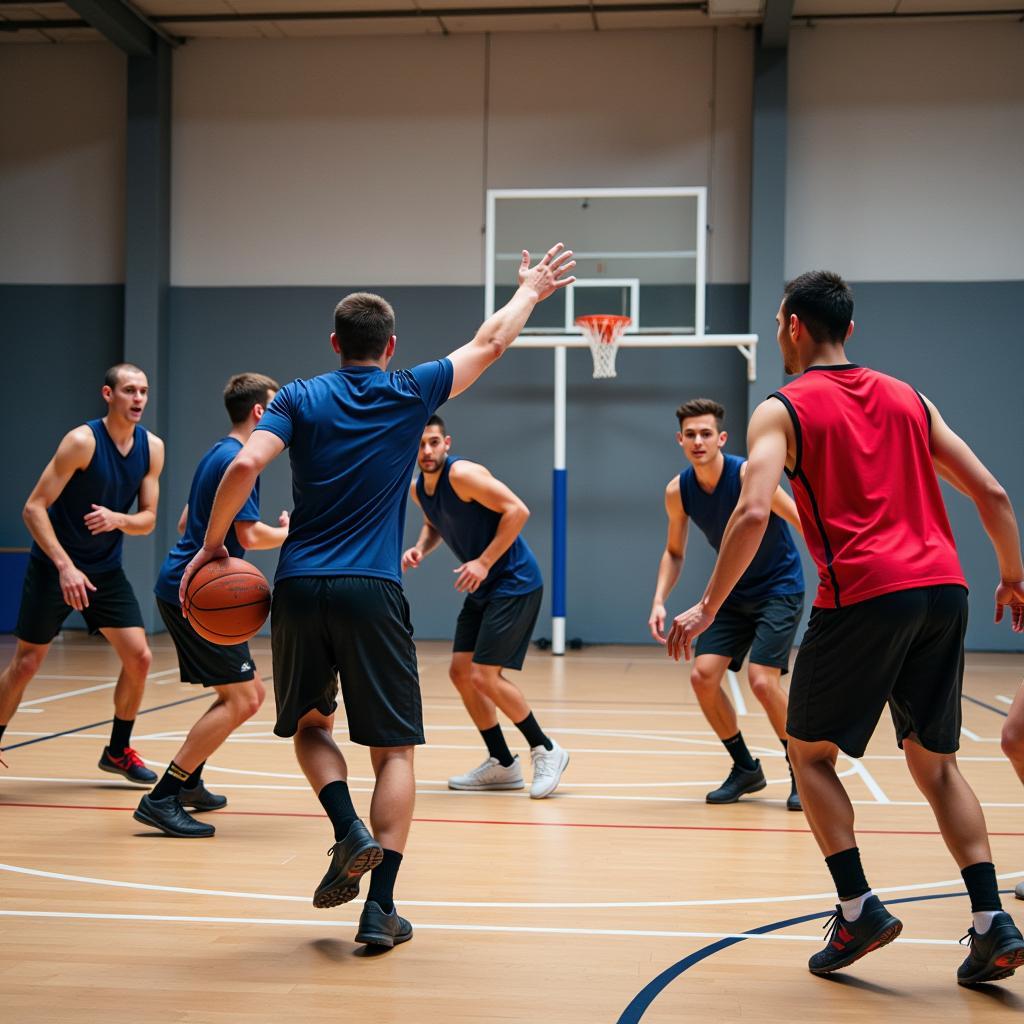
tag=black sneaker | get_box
[706,761,767,804]
[808,896,902,975]
[312,819,383,909]
[355,900,413,948]
[787,772,802,812]
[99,746,157,785]
[957,912,1024,985]
[179,781,228,811]
[134,793,215,838]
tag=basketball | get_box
[184,557,270,645]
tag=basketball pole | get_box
[514,334,758,656]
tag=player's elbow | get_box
[735,502,771,532]
[22,499,44,526]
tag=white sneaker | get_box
[448,755,525,791]
[1016,880,1024,901]
[529,741,569,799]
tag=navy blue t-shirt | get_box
[415,456,542,602]
[680,452,804,603]
[31,418,150,573]
[255,359,454,584]
[154,436,260,606]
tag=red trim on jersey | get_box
[774,365,965,609]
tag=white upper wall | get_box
[0,45,125,284]
[787,21,1024,282]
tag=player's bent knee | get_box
[1001,723,1024,764]
[12,648,46,683]
[126,644,152,678]
[469,668,497,696]
[747,672,778,702]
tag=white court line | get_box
[960,727,983,741]
[4,773,1024,808]
[847,758,890,804]
[998,695,1014,705]
[0,910,967,944]
[4,860,1021,911]
[21,668,180,707]
[726,671,748,717]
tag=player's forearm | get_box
[478,507,528,569]
[976,485,1024,581]
[205,457,261,549]
[702,506,771,613]
[22,502,73,570]
[416,525,443,558]
[241,522,288,551]
[653,552,683,605]
[471,286,541,361]
[118,510,156,536]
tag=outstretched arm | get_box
[235,510,290,551]
[649,477,689,644]
[666,399,791,660]
[178,431,286,603]
[446,244,576,399]
[923,394,1024,630]
[447,461,530,592]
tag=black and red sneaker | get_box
[98,746,157,785]
[957,912,1024,985]
[808,895,903,975]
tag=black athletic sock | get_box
[961,861,1002,913]
[367,849,403,914]
[108,716,134,758]
[825,847,871,901]
[722,732,757,772]
[184,761,206,789]
[318,780,358,841]
[514,712,552,751]
[150,761,190,801]
[480,724,515,767]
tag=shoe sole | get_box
[312,845,384,909]
[99,762,156,786]
[530,751,570,799]
[958,944,1024,986]
[354,926,414,948]
[132,807,215,839]
[809,919,903,975]
[706,778,768,804]
[447,781,525,791]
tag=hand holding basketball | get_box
[518,243,576,303]
[179,543,229,607]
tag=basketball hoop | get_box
[576,314,631,379]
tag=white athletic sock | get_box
[973,910,1000,935]
[839,890,873,922]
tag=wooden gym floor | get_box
[1,634,1022,1023]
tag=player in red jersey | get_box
[667,271,1024,985]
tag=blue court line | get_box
[3,693,211,752]
[963,693,1009,719]
[617,887,1016,1023]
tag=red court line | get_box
[3,801,1024,838]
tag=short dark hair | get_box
[104,363,145,389]
[425,414,446,434]
[334,292,396,361]
[676,398,725,430]
[223,372,280,424]
[782,271,854,343]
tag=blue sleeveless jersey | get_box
[155,437,261,606]
[680,453,804,603]
[31,418,150,573]
[415,456,542,601]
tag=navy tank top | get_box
[415,456,542,601]
[31,418,151,573]
[680,452,804,603]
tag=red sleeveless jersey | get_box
[774,365,965,609]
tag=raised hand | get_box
[278,509,291,529]
[518,244,577,303]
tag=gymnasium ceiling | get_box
[1,0,1021,44]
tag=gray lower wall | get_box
[2,281,1022,652]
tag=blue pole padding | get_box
[552,468,567,618]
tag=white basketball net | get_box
[577,315,631,379]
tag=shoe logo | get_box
[831,925,854,950]
[240,661,252,671]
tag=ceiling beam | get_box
[63,0,178,54]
